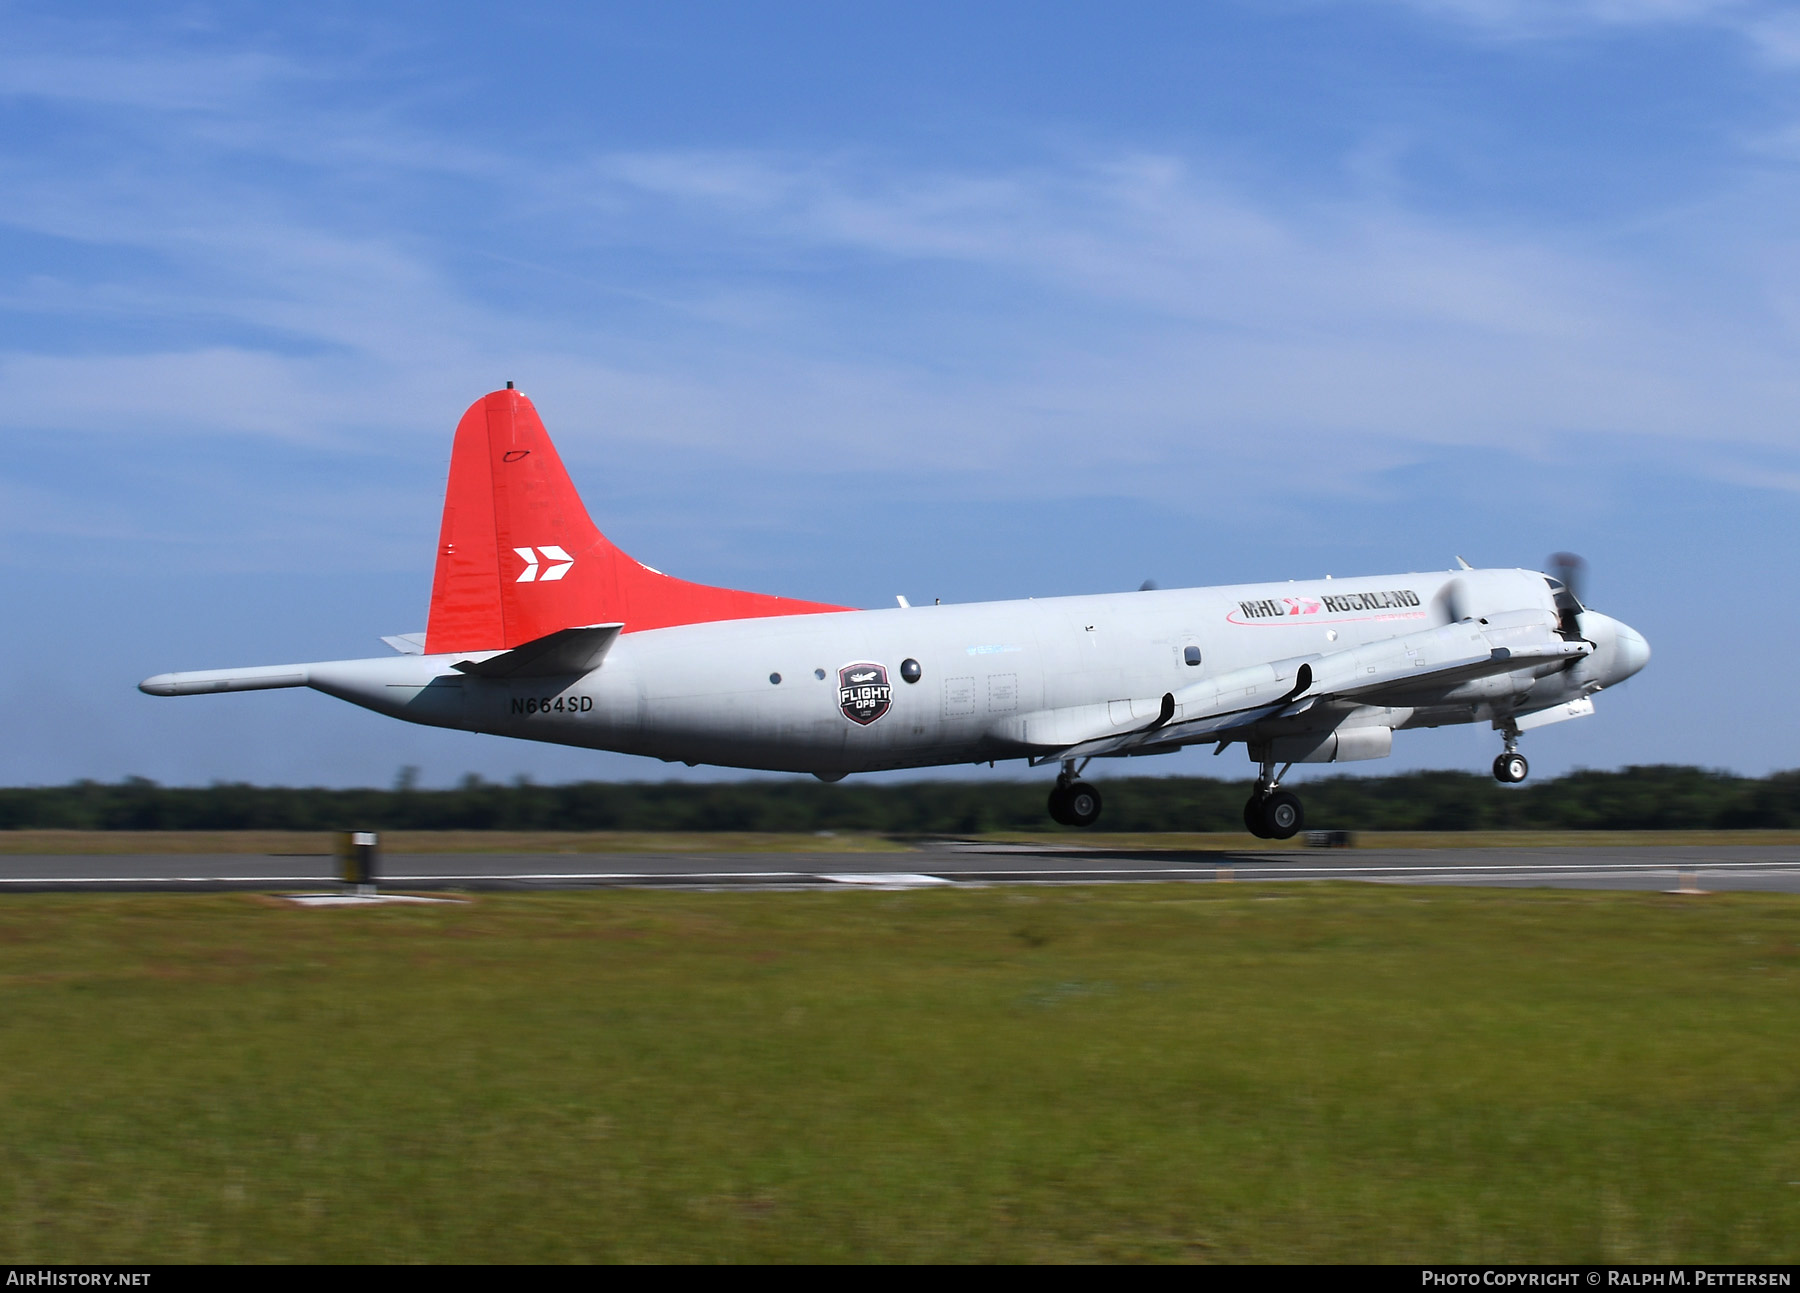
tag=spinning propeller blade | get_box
[1546,552,1587,606]
[1545,552,1589,639]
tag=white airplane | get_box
[141,387,1651,839]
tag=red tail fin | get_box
[425,389,851,653]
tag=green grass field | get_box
[2,885,1797,1262]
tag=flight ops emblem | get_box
[837,661,893,726]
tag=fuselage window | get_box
[1183,646,1202,666]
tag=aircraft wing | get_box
[1029,617,1591,763]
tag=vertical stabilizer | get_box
[425,389,850,653]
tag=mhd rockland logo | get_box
[837,662,893,726]
[1321,589,1420,613]
[1237,589,1420,619]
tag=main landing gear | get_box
[1244,759,1303,840]
[1047,759,1103,827]
[1492,730,1529,784]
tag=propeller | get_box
[1545,552,1587,606]
[1545,552,1588,640]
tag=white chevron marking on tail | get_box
[538,545,574,580]
[514,547,540,582]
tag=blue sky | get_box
[3,0,1797,788]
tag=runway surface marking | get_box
[2,846,1797,893]
[820,873,956,887]
[282,892,467,906]
[10,865,1797,883]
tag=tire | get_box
[1262,790,1304,840]
[1493,753,1529,784]
[1046,784,1073,826]
[1063,781,1103,828]
[1243,795,1270,839]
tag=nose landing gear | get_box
[1493,729,1529,784]
[1243,759,1303,840]
[1047,759,1103,827]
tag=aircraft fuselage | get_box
[139,388,1650,834]
[173,565,1646,778]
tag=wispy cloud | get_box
[1378,0,1800,65]
[0,44,297,113]
[2,6,1796,783]
[4,4,1800,585]
[559,147,1800,463]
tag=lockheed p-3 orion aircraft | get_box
[141,387,1650,839]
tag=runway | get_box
[2,841,1799,893]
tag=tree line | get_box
[2,765,1798,833]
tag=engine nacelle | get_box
[1255,725,1393,764]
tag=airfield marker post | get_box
[337,830,379,896]
[1668,866,1705,896]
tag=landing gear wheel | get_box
[1046,784,1073,825]
[1493,753,1529,784]
[1062,781,1103,828]
[1243,795,1271,839]
[1261,790,1304,840]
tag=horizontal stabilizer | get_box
[452,623,624,679]
[382,633,427,655]
[140,665,309,696]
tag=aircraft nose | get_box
[1579,612,1650,688]
[1613,622,1650,682]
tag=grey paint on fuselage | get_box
[282,567,1647,777]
